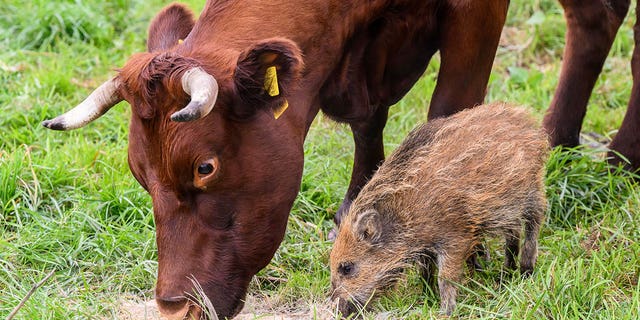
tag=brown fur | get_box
[146,3,195,52]
[330,103,549,316]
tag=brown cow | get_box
[42,0,508,319]
[545,0,639,170]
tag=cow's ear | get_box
[147,3,195,52]
[234,38,303,119]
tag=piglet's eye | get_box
[198,163,214,175]
[338,262,355,277]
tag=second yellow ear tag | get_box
[273,100,289,119]
[264,66,280,97]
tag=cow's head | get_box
[42,4,304,319]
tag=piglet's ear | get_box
[234,38,303,119]
[353,209,386,245]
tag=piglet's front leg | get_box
[437,250,467,315]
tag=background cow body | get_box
[545,0,640,169]
[43,1,509,318]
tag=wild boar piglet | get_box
[330,102,549,316]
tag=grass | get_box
[1,0,638,319]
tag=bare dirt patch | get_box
[119,295,335,320]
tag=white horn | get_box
[170,67,219,122]
[42,78,123,130]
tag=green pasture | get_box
[1,0,638,319]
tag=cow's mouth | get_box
[156,298,235,320]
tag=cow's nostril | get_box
[156,295,190,319]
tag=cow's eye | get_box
[338,262,355,277]
[193,158,219,189]
[198,163,214,175]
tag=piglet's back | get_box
[358,102,549,224]
[414,102,547,181]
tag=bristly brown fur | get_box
[330,102,549,316]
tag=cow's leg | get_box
[425,0,508,268]
[609,3,640,170]
[333,106,388,234]
[543,0,630,148]
[428,0,509,118]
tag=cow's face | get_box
[122,41,303,320]
[125,84,302,319]
[41,4,304,319]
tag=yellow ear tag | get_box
[264,66,280,97]
[264,66,288,119]
[273,100,289,119]
[178,39,184,45]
